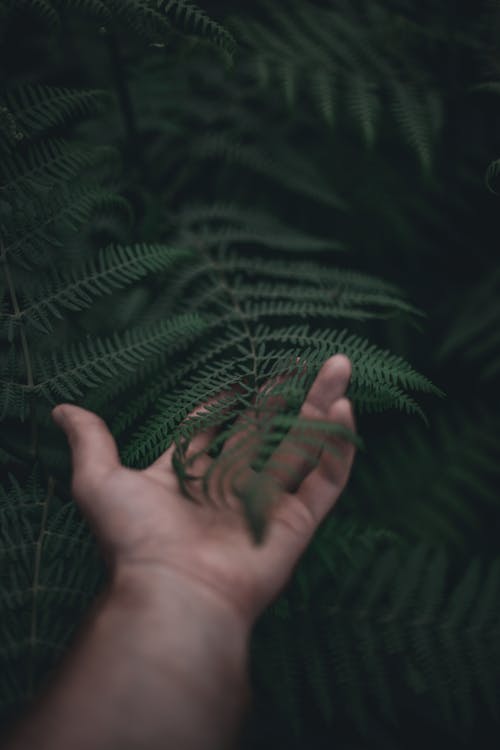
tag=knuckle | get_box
[271,496,316,538]
[328,397,353,421]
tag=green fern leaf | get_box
[0,140,119,204]
[157,0,236,58]
[347,73,380,148]
[390,83,439,173]
[0,86,111,137]
[0,245,190,336]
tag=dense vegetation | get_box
[1,1,500,747]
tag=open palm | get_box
[52,354,356,628]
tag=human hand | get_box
[52,354,356,630]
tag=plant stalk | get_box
[1,234,38,458]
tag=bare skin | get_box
[3,354,356,750]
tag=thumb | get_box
[52,404,121,490]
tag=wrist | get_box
[109,560,253,638]
[5,561,253,750]
[109,561,252,692]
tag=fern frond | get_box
[438,266,500,382]
[0,140,119,203]
[57,0,111,20]
[0,244,190,336]
[0,314,206,420]
[174,203,346,253]
[34,313,206,401]
[293,3,362,72]
[0,86,111,138]
[346,405,500,550]
[122,320,438,474]
[254,541,500,735]
[0,4,459,739]
[104,324,261,436]
[106,0,172,39]
[111,208,439,533]
[236,1,444,168]
[259,324,441,398]
[311,68,337,126]
[347,73,380,148]
[156,0,236,59]
[0,468,104,720]
[391,83,440,173]
[192,135,348,211]
[7,0,114,26]
[0,105,24,154]
[4,0,235,56]
[3,185,132,267]
[485,157,500,193]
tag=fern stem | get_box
[0,234,38,457]
[202,244,259,393]
[27,476,54,699]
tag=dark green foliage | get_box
[248,528,500,746]
[344,404,500,551]
[438,266,500,383]
[1,1,500,748]
[1,0,236,56]
[232,1,447,171]
[0,467,104,719]
[0,86,111,136]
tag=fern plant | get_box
[0,11,443,733]
[0,0,236,58]
[0,81,210,725]
[341,403,500,553]
[437,265,500,384]
[248,532,500,745]
[230,0,450,173]
[2,1,499,748]
[0,467,103,719]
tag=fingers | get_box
[265,354,352,492]
[146,354,354,521]
[148,388,241,474]
[52,404,121,497]
[214,357,305,465]
[207,362,306,502]
[218,379,287,467]
[294,396,356,523]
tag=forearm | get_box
[3,565,252,750]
